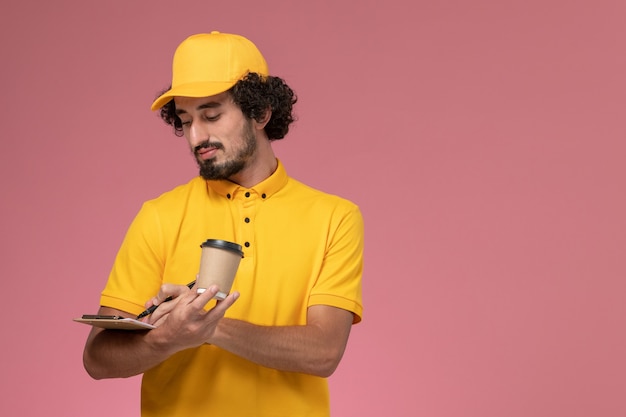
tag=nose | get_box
[187,120,210,148]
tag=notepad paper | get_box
[73,315,156,330]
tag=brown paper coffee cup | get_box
[197,239,244,299]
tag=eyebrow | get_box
[175,101,222,116]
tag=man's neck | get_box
[227,151,278,189]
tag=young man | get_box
[82,32,364,417]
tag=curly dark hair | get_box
[157,72,297,140]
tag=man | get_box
[82,31,364,417]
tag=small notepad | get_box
[73,315,156,330]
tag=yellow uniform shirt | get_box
[100,160,364,417]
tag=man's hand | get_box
[147,285,239,349]
[83,285,239,379]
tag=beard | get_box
[194,121,257,181]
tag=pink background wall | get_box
[2,1,624,416]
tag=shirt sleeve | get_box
[308,203,364,323]
[100,201,166,315]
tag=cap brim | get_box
[150,81,237,111]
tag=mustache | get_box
[194,140,224,154]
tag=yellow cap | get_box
[151,32,269,110]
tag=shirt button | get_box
[226,193,231,199]
[261,193,267,199]
[244,242,250,247]
[244,217,250,223]
[245,192,250,198]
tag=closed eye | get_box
[204,114,220,122]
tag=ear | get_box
[253,107,272,130]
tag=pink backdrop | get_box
[2,1,625,416]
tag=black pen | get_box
[136,280,196,319]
